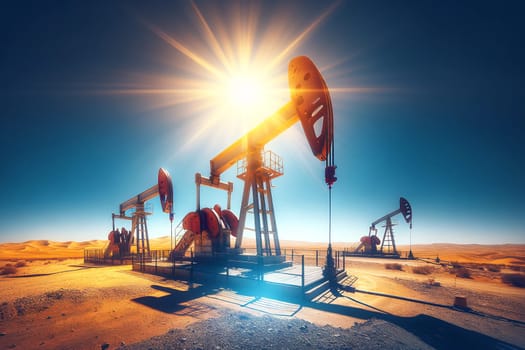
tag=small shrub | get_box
[486,265,501,273]
[451,261,462,268]
[501,274,525,288]
[15,261,27,268]
[412,266,434,275]
[427,278,441,287]
[0,265,17,275]
[385,263,403,271]
[454,267,471,278]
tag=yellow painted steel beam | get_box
[119,184,159,215]
[209,101,298,182]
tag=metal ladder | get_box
[171,219,195,256]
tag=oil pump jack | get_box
[354,197,413,257]
[171,56,336,263]
[106,168,174,257]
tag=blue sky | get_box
[1,1,524,245]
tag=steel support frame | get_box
[234,150,281,256]
[131,203,150,256]
[195,173,233,211]
[379,217,398,255]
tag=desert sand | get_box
[1,239,524,349]
[2,237,525,266]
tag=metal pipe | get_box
[252,178,263,256]
[265,175,281,255]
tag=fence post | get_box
[259,255,264,282]
[343,251,346,270]
[316,250,319,266]
[301,255,305,293]
[226,254,229,279]
[292,249,294,261]
[155,251,158,274]
[171,251,175,278]
[190,249,194,284]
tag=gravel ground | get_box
[2,260,523,350]
[115,278,525,350]
[0,288,86,320]
[393,278,525,323]
[117,310,433,350]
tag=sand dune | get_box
[396,243,525,266]
[1,237,524,267]
[0,239,107,260]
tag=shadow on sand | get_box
[8,266,100,278]
[308,287,524,350]
[131,282,523,350]
[132,284,218,315]
[133,283,303,317]
[310,300,523,349]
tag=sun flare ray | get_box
[101,1,390,158]
[191,0,232,73]
[266,1,342,73]
[147,23,226,80]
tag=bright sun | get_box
[227,74,262,109]
[121,1,345,148]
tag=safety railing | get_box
[281,248,347,270]
[236,150,284,179]
[342,247,415,260]
[129,248,348,298]
[83,249,133,265]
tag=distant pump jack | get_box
[106,168,174,258]
[353,197,413,258]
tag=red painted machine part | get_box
[400,197,412,226]
[182,211,200,234]
[201,208,220,238]
[158,168,174,214]
[360,236,380,245]
[288,56,334,162]
[221,209,239,237]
